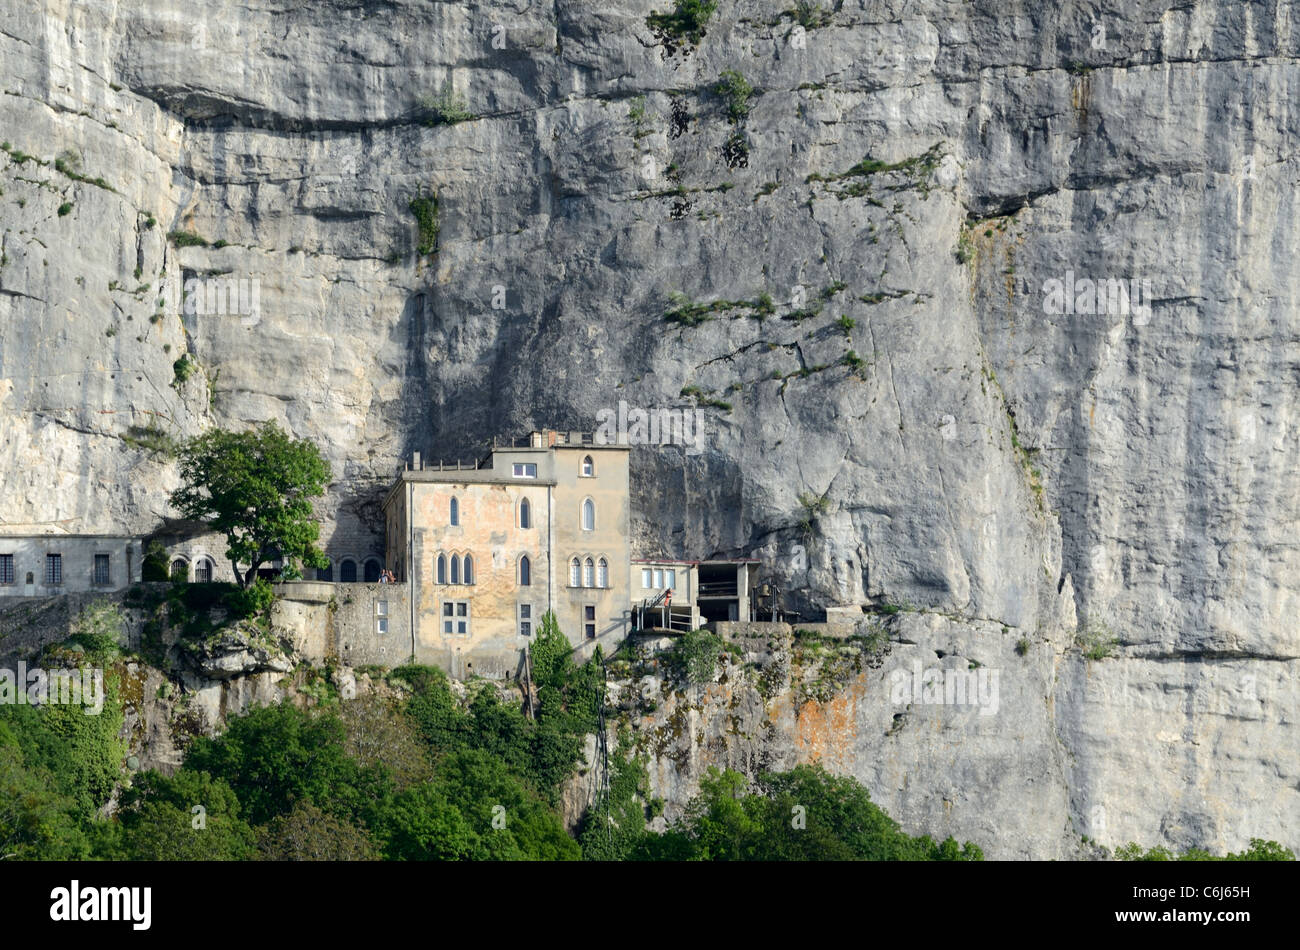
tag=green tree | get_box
[169,422,331,586]
[257,801,379,860]
[113,769,255,860]
[183,703,389,826]
[0,723,90,860]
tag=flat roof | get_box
[394,470,557,486]
[634,557,762,565]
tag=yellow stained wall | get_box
[409,480,550,677]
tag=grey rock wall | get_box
[2,0,1296,855]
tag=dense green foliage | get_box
[169,421,331,586]
[633,765,984,861]
[1114,839,1295,861]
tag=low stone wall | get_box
[271,581,411,668]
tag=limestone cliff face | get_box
[1,1,1297,855]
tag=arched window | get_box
[317,560,334,582]
[519,497,531,529]
[364,558,381,583]
[597,557,608,588]
[570,557,581,587]
[582,455,594,477]
[450,554,461,585]
[340,559,357,583]
[195,558,213,583]
[584,557,595,588]
[449,496,459,526]
[519,555,531,587]
[170,558,188,582]
[582,498,595,531]
[463,554,474,586]
[436,554,446,585]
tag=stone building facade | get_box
[383,430,631,678]
[0,535,142,597]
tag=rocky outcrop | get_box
[1,0,1297,855]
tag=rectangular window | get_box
[45,554,62,586]
[641,568,652,588]
[442,601,470,635]
[0,554,13,585]
[518,603,532,637]
[584,605,596,639]
[93,554,111,586]
[377,617,389,635]
[512,462,537,478]
[666,569,676,590]
[654,569,664,589]
[376,599,389,635]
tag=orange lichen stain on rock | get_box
[792,677,867,771]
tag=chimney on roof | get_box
[413,451,422,471]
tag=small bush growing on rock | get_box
[1077,620,1119,660]
[408,191,439,256]
[714,70,753,122]
[646,0,718,48]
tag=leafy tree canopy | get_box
[169,421,331,586]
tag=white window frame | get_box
[581,455,594,477]
[597,557,608,589]
[584,604,596,639]
[582,498,595,531]
[584,557,595,588]
[512,462,537,478]
[570,557,581,587]
[517,602,533,637]
[442,600,471,636]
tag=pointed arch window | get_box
[570,557,581,587]
[581,455,594,477]
[582,498,595,531]
[520,497,531,529]
[597,557,608,588]
[520,555,531,587]
[463,554,474,586]
[450,554,461,585]
[584,557,595,588]
[449,496,459,526]
[436,554,446,585]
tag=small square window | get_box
[457,602,468,617]
[443,602,454,617]
[377,617,389,635]
[444,620,454,634]
[585,624,596,639]
[376,600,389,617]
[585,605,596,621]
